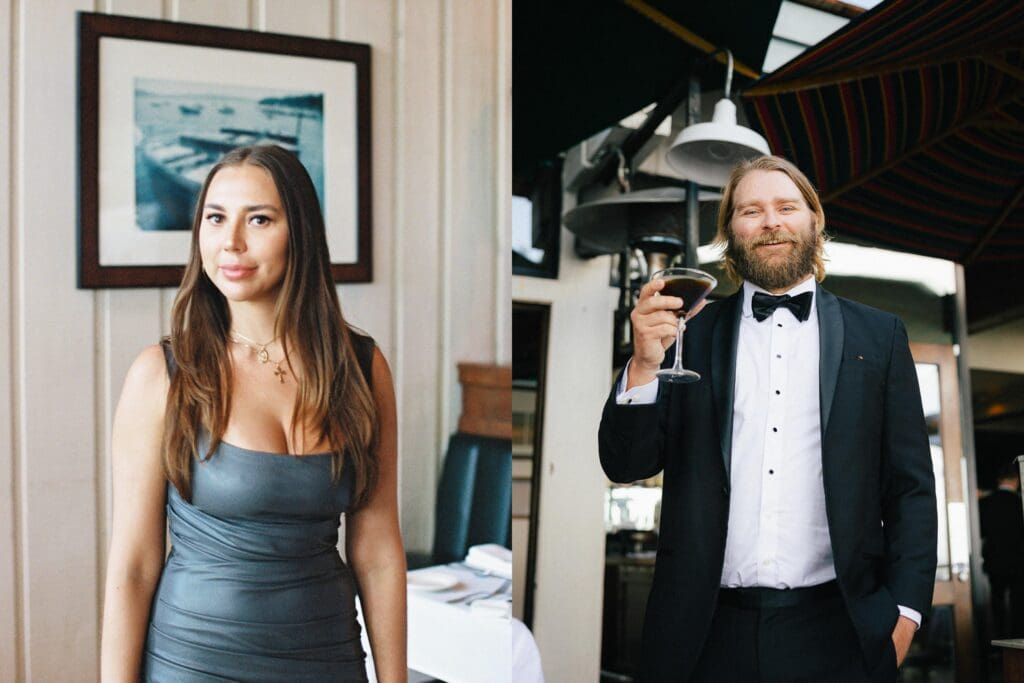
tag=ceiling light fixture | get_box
[666,49,770,187]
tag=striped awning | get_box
[742,0,1024,326]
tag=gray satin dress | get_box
[142,337,374,682]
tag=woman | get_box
[100,145,406,681]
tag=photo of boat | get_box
[134,78,325,231]
[138,129,300,231]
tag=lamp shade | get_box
[563,187,720,255]
[666,98,770,187]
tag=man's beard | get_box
[727,227,817,292]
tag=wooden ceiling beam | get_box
[622,0,760,80]
[788,0,865,20]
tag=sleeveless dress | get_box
[142,334,375,682]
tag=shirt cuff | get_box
[897,605,922,630]
[616,359,659,405]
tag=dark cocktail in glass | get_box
[653,267,717,383]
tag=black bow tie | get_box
[751,291,814,322]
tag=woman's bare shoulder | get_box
[129,343,170,381]
[120,344,171,409]
[370,345,391,377]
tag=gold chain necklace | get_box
[228,331,288,383]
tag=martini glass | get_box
[653,267,717,383]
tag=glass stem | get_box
[673,318,685,370]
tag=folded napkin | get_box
[470,596,512,619]
[464,543,513,579]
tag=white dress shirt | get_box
[616,277,921,627]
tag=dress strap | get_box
[160,338,178,379]
[350,331,375,390]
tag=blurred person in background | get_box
[981,459,1024,639]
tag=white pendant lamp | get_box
[666,49,770,188]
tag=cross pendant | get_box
[274,364,287,383]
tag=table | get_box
[993,639,1024,682]
[360,563,515,683]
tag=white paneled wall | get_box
[0,0,509,679]
[1,0,16,677]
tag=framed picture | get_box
[77,12,372,288]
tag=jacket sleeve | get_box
[881,319,938,617]
[598,367,668,483]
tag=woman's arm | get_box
[347,348,407,683]
[100,345,171,682]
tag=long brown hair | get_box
[714,155,830,285]
[163,145,379,506]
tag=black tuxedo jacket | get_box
[599,286,937,681]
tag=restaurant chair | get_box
[407,432,512,569]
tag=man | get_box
[599,156,937,682]
[980,460,1024,639]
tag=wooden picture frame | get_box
[77,12,373,288]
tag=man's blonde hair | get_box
[714,155,829,284]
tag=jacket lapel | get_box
[711,291,742,482]
[816,286,844,438]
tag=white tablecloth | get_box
[361,563,544,683]
[406,563,511,682]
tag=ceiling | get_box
[972,368,1024,435]
[513,0,783,180]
